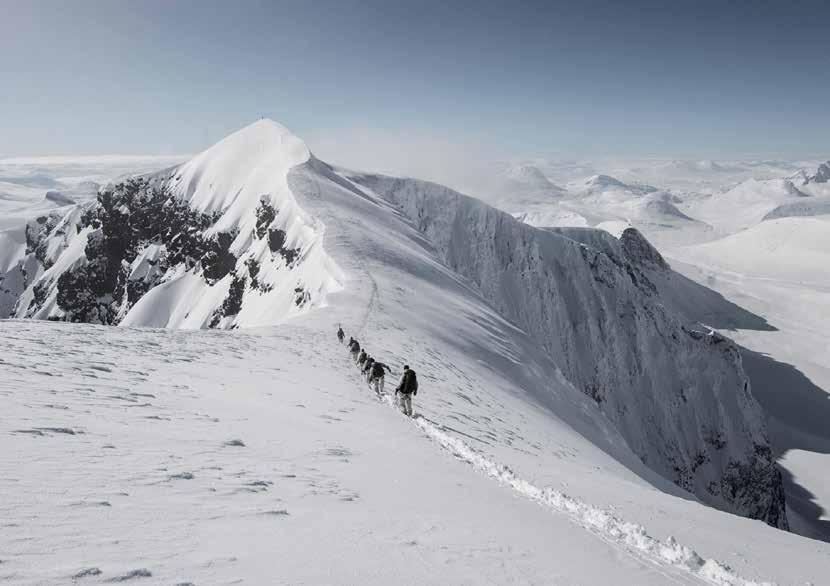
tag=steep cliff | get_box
[346,172,786,528]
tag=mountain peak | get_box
[788,160,830,186]
[585,174,626,188]
[209,118,310,161]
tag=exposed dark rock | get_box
[201,231,238,284]
[255,197,277,239]
[209,271,246,328]
[245,257,261,289]
[268,227,286,252]
[52,178,235,323]
[620,227,669,270]
[268,227,301,266]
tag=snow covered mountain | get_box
[9,119,830,583]
[577,174,658,195]
[485,163,566,211]
[0,120,788,532]
[788,160,830,186]
[1,121,344,328]
[685,178,811,235]
[339,171,785,527]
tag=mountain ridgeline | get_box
[0,120,787,530]
[3,120,343,329]
[345,172,787,529]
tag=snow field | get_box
[340,338,772,586]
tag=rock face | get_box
[619,227,669,270]
[347,172,787,529]
[3,120,344,328]
[789,162,830,186]
[812,162,830,184]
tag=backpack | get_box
[402,369,418,394]
[371,362,385,377]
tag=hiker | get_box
[369,360,392,396]
[349,339,360,362]
[395,364,418,417]
[357,349,367,367]
[337,326,345,343]
[362,356,375,381]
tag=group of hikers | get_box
[337,326,419,417]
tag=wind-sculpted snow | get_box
[2,120,344,328]
[347,173,787,529]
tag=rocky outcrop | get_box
[619,227,669,270]
[5,120,343,329]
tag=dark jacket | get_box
[371,362,390,378]
[397,369,418,395]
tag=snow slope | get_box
[0,155,186,317]
[335,171,785,528]
[7,318,821,585]
[679,217,830,286]
[685,179,811,235]
[487,163,566,209]
[5,120,344,328]
[122,119,344,328]
[668,217,830,542]
[4,120,830,583]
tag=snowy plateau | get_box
[2,120,830,585]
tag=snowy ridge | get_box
[339,332,772,585]
[4,120,345,328]
[124,119,345,328]
[5,120,830,582]
[345,172,785,528]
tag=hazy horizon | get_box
[3,0,829,173]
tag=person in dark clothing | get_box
[395,365,418,416]
[337,326,345,343]
[362,356,375,381]
[369,361,392,396]
[349,339,360,362]
[357,349,367,366]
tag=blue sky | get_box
[2,0,829,161]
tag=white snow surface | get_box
[3,122,830,584]
[2,316,826,585]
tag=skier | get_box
[395,364,418,417]
[357,349,367,367]
[349,339,360,363]
[362,356,375,381]
[337,326,345,343]
[369,360,392,396]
